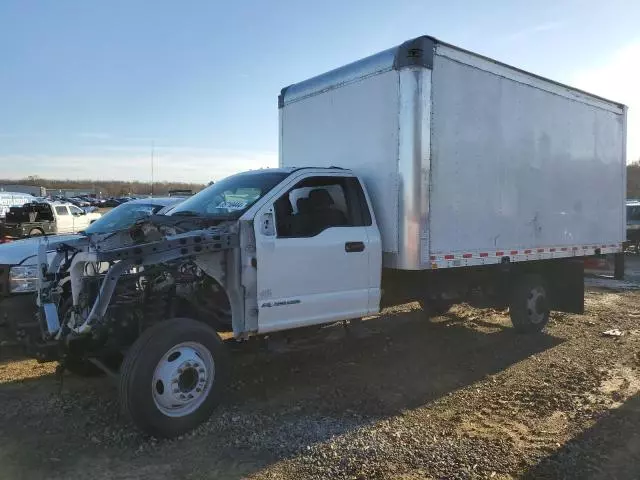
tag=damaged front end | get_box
[28,215,239,372]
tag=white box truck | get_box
[20,36,626,437]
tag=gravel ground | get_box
[2,274,640,479]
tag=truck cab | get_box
[248,168,381,332]
[50,202,101,234]
[158,167,382,335]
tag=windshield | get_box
[84,202,170,234]
[169,171,288,218]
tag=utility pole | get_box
[151,141,155,197]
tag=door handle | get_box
[345,241,365,253]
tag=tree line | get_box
[0,176,207,197]
[3,163,640,198]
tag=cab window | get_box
[274,176,371,238]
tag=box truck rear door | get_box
[254,174,375,333]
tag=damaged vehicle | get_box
[0,197,183,350]
[14,35,626,438]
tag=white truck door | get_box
[69,205,89,231]
[254,174,374,333]
[54,205,73,233]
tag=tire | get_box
[119,318,229,438]
[28,228,44,237]
[509,274,550,333]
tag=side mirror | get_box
[261,212,275,236]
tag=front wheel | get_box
[119,318,229,438]
[509,274,550,333]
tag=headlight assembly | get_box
[9,265,39,293]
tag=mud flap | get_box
[547,259,584,314]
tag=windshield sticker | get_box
[216,200,248,210]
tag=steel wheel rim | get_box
[526,286,547,324]
[152,341,215,417]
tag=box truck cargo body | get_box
[279,36,627,271]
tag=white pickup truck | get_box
[19,35,626,438]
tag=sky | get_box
[0,0,638,183]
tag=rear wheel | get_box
[119,318,229,438]
[28,228,44,237]
[509,274,550,333]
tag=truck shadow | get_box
[524,392,640,479]
[227,307,562,417]
[0,307,564,479]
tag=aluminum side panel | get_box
[429,54,626,255]
[436,44,623,114]
[280,70,400,253]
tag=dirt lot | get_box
[2,264,640,479]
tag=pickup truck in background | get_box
[0,201,102,243]
[13,35,627,438]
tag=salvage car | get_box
[0,197,182,350]
[0,201,102,242]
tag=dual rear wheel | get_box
[419,273,550,333]
[509,274,550,333]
